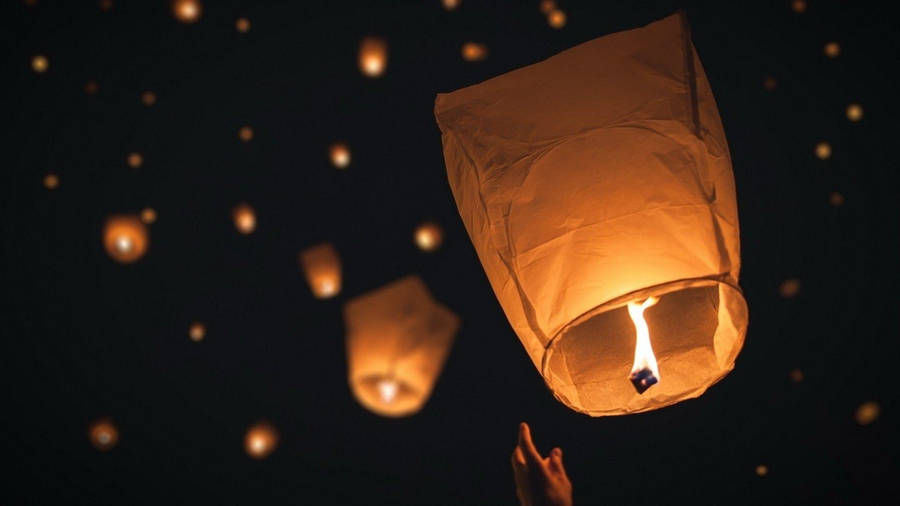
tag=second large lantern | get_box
[343,276,459,417]
[434,13,748,416]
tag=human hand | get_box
[511,422,573,506]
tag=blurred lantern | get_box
[43,173,59,190]
[84,80,99,95]
[824,42,840,58]
[232,203,256,234]
[103,215,149,263]
[140,207,157,224]
[358,37,388,77]
[127,152,143,168]
[172,0,202,23]
[540,0,556,14]
[189,322,206,342]
[98,0,113,11]
[855,401,880,426]
[31,54,48,73]
[845,103,863,122]
[414,222,444,252]
[442,0,460,10]
[239,126,254,142]
[461,42,488,62]
[791,0,806,13]
[815,142,832,160]
[829,191,844,207]
[779,278,800,298]
[88,419,119,451]
[299,242,342,299]
[790,369,804,382]
[547,9,567,29]
[141,91,156,106]
[244,421,278,458]
[329,142,351,169]
[235,17,250,33]
[755,465,768,476]
[763,76,777,91]
[344,276,460,417]
[436,14,748,416]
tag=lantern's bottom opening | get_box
[542,280,747,416]
[351,374,423,418]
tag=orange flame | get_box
[628,296,660,389]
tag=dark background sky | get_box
[4,1,898,504]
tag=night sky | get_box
[5,1,898,504]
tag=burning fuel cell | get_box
[628,297,660,394]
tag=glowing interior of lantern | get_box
[250,436,266,453]
[318,280,336,297]
[628,296,660,387]
[377,379,398,403]
[115,236,133,253]
[416,229,434,249]
[362,56,384,76]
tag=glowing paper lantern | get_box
[172,0,202,23]
[815,142,832,160]
[779,278,800,298]
[755,465,768,476]
[329,142,351,169]
[414,222,444,252]
[84,80,99,95]
[846,103,863,122]
[141,91,156,106]
[140,207,157,224]
[540,0,556,14]
[299,243,342,299]
[189,322,205,341]
[442,0,460,11]
[855,401,880,426]
[103,215,149,263]
[244,421,278,458]
[435,14,748,416]
[88,419,119,451]
[824,42,840,58]
[232,203,256,234]
[461,42,488,62]
[238,126,254,142]
[43,173,59,190]
[358,37,388,77]
[31,55,48,73]
[235,17,250,33]
[547,9,567,29]
[344,276,459,417]
[127,152,143,169]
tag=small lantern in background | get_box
[791,0,807,13]
[329,142,351,169]
[539,0,556,14]
[172,0,202,23]
[103,215,149,263]
[358,37,388,77]
[98,0,113,11]
[442,0,460,10]
[43,173,59,190]
[88,419,119,451]
[855,401,880,426]
[547,9,567,29]
[461,42,488,62]
[235,17,250,33]
[31,54,48,73]
[244,421,278,458]
[141,91,156,106]
[414,222,444,252]
[790,369,804,382]
[436,14,748,416]
[189,322,206,342]
[815,142,832,160]
[829,191,845,207]
[84,80,99,95]
[238,126,254,142]
[344,276,459,417]
[755,465,769,477]
[299,242,342,299]
[140,207,157,224]
[127,152,143,169]
[232,203,256,234]
[779,278,800,298]
[846,103,863,122]
[763,76,777,91]
[823,42,840,58]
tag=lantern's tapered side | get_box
[299,243,342,299]
[343,276,459,417]
[435,13,748,416]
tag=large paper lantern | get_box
[299,242,341,299]
[435,13,748,416]
[343,276,459,417]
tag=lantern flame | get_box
[628,296,660,394]
[378,379,398,403]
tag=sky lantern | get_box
[103,215,149,263]
[84,80,99,95]
[343,276,459,417]
[235,17,250,33]
[414,222,444,252]
[127,152,143,169]
[189,322,206,342]
[442,0,460,11]
[855,401,880,425]
[299,242,342,299]
[88,419,119,451]
[846,103,863,122]
[329,142,351,169]
[232,203,256,234]
[540,0,556,14]
[461,42,488,62]
[791,0,807,13]
[829,191,845,206]
[815,142,832,160]
[238,126,254,142]
[172,0,202,23]
[435,13,748,416]
[358,37,388,77]
[244,421,278,458]
[779,278,800,298]
[547,9,567,29]
[31,54,48,73]
[141,91,156,106]
[140,207,157,224]
[43,173,59,190]
[824,42,840,58]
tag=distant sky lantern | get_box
[189,322,206,342]
[43,173,59,190]
[779,278,800,298]
[763,76,777,91]
[127,152,143,169]
[141,91,156,106]
[824,42,840,58]
[461,42,488,62]
[299,242,342,299]
[540,0,557,14]
[855,401,880,426]
[140,207,157,224]
[829,191,844,207]
[88,419,119,451]
[547,9,567,29]
[103,215,149,263]
[414,222,444,252]
[235,17,250,33]
[98,0,113,11]
[358,37,388,77]
[238,126,254,142]
[815,142,832,160]
[31,54,48,73]
[755,465,769,477]
[436,14,748,416]
[344,276,459,417]
[791,0,807,13]
[244,421,278,458]
[845,103,863,122]
[232,203,256,234]
[172,0,202,23]
[790,369,804,382]
[84,80,99,95]
[329,142,351,169]
[442,0,460,10]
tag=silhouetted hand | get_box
[511,422,573,506]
